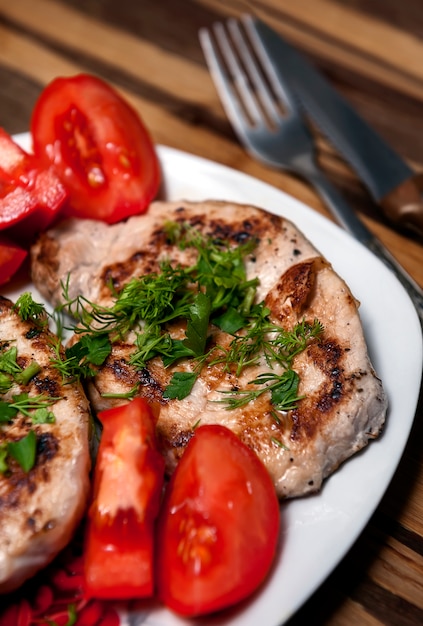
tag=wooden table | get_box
[0,1,422,624]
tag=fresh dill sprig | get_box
[216,318,323,411]
[129,325,174,370]
[112,264,192,326]
[215,310,323,375]
[270,317,324,363]
[219,369,303,411]
[13,292,48,327]
[166,221,259,315]
[0,392,58,421]
[51,220,324,414]
[101,384,140,400]
[50,333,111,382]
[57,263,194,342]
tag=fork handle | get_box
[306,169,423,326]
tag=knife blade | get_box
[246,15,423,238]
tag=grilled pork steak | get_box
[0,296,91,593]
[31,200,387,498]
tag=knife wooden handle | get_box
[381,177,423,238]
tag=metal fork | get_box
[199,16,423,326]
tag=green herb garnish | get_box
[7,430,37,472]
[0,393,58,474]
[219,369,302,411]
[0,393,58,420]
[53,221,324,413]
[0,345,42,392]
[163,371,199,400]
[13,292,48,326]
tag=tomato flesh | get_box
[31,74,161,223]
[156,425,280,617]
[0,128,67,236]
[84,398,165,600]
[0,236,27,285]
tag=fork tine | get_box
[226,18,280,125]
[199,23,263,130]
[214,23,265,126]
[241,14,297,112]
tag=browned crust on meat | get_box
[30,200,387,499]
[0,296,91,593]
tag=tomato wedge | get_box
[0,128,67,236]
[156,425,280,617]
[0,235,27,285]
[31,74,161,223]
[84,398,165,600]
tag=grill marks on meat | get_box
[30,200,387,498]
[0,297,91,593]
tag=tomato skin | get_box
[0,236,27,285]
[156,425,280,617]
[84,398,165,600]
[0,128,67,236]
[31,74,161,224]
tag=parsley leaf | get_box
[7,430,37,472]
[0,346,21,376]
[58,333,111,380]
[163,371,198,400]
[0,444,8,473]
[183,292,211,357]
[54,220,324,415]
[213,307,246,334]
[264,370,303,411]
[130,326,174,369]
[0,401,18,420]
[219,369,303,411]
[31,407,56,424]
[0,346,41,389]
[0,372,13,394]
[161,340,196,368]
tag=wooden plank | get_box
[0,0,211,104]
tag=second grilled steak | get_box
[0,296,91,593]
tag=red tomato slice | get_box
[0,128,67,235]
[0,236,27,285]
[156,425,280,617]
[84,398,165,600]
[31,74,161,224]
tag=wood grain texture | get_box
[0,1,422,624]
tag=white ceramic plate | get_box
[8,134,423,626]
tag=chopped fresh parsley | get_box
[163,371,198,400]
[0,345,22,376]
[7,430,37,473]
[0,444,8,473]
[0,297,61,475]
[0,393,58,474]
[50,333,111,383]
[0,394,58,474]
[53,221,324,414]
[0,345,42,393]
[0,393,58,420]
[219,369,303,411]
[0,429,39,474]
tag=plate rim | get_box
[9,133,423,626]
